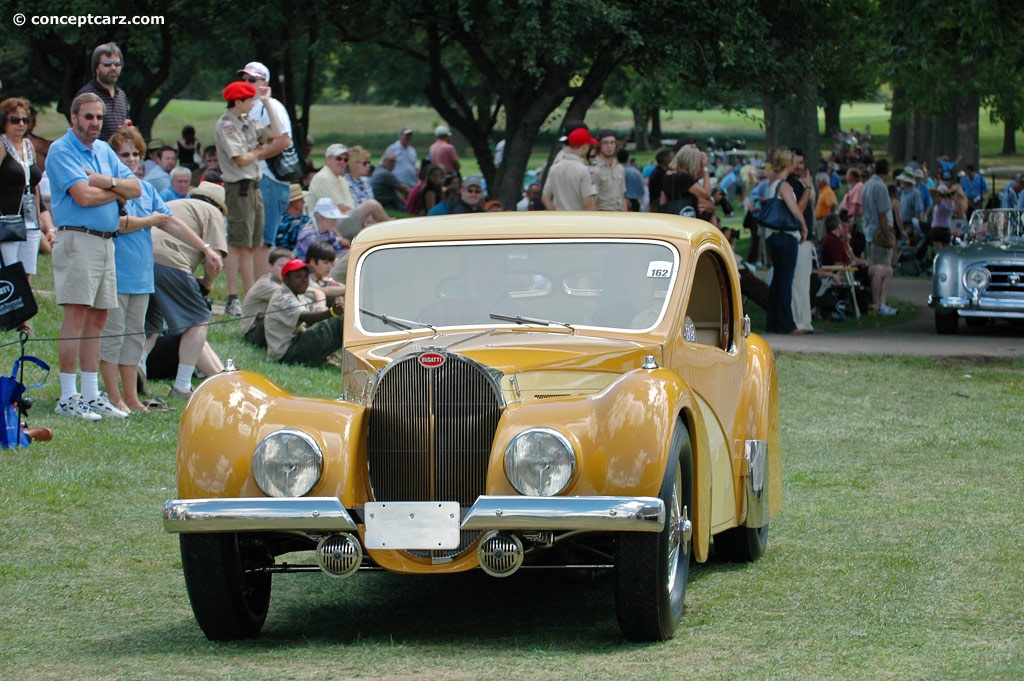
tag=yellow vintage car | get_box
[163,212,781,642]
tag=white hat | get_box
[434,125,451,137]
[236,61,270,81]
[325,143,348,158]
[313,197,343,219]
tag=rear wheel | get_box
[714,523,768,562]
[180,533,272,640]
[615,421,693,641]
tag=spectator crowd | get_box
[2,41,1016,423]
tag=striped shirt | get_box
[76,80,130,142]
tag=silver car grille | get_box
[985,263,1024,293]
[367,352,503,559]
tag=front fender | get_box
[489,367,714,561]
[176,370,368,506]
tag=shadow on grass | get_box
[86,554,761,655]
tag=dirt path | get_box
[763,277,1024,358]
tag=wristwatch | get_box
[110,176,118,189]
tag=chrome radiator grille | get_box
[985,263,1024,293]
[367,351,502,514]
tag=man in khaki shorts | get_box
[214,80,282,316]
[46,92,142,420]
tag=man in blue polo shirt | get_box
[959,165,988,209]
[46,92,141,420]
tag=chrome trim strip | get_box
[163,495,664,534]
[163,497,358,533]
[461,496,664,532]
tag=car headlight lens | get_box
[252,429,323,497]
[504,427,575,496]
[963,266,991,290]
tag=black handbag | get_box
[0,214,27,242]
[758,183,801,232]
[267,143,303,183]
[0,254,37,330]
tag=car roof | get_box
[351,212,721,248]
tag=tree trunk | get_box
[823,96,842,138]
[1002,118,1019,155]
[930,114,959,171]
[632,106,650,151]
[887,88,907,163]
[650,107,662,144]
[763,73,818,161]
[956,89,980,169]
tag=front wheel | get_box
[935,311,959,335]
[180,533,273,640]
[615,421,693,641]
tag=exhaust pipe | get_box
[476,531,524,577]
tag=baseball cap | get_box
[463,174,484,189]
[281,259,312,277]
[435,125,451,137]
[237,61,270,81]
[325,143,348,158]
[400,127,413,135]
[568,128,598,147]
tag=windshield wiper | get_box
[489,312,574,330]
[360,308,436,331]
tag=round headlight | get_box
[963,266,991,291]
[504,427,575,497]
[252,429,323,497]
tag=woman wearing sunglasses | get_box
[0,97,55,331]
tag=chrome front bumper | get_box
[928,294,1024,317]
[163,495,665,535]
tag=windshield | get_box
[356,239,679,333]
[965,208,1024,243]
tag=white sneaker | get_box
[55,394,102,421]
[87,393,130,418]
[878,304,899,316]
[225,298,242,317]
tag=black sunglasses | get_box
[101,60,122,67]
[80,113,105,121]
[240,76,261,83]
[7,116,30,124]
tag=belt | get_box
[57,226,118,239]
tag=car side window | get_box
[685,253,733,350]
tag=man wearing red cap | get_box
[542,127,597,211]
[214,80,283,317]
[263,259,344,366]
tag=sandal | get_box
[142,398,175,412]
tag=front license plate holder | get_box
[363,501,461,550]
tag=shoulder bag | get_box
[267,143,303,183]
[757,183,801,232]
[0,135,31,242]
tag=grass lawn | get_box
[1,255,1022,680]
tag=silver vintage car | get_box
[929,208,1024,334]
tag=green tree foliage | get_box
[332,0,676,208]
[881,0,1024,164]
